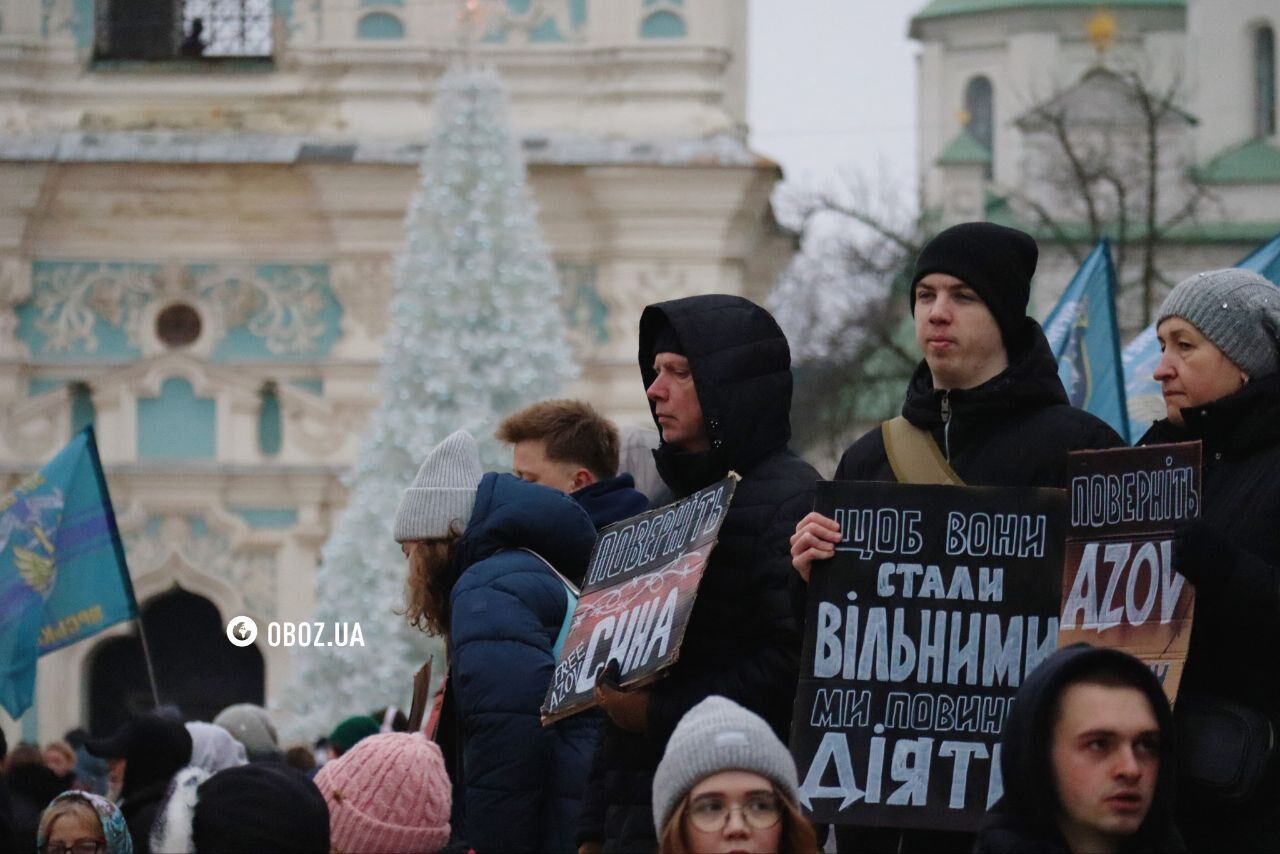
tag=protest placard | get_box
[1060,442,1200,701]
[540,474,738,724]
[791,481,1065,832]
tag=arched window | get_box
[257,382,282,457]
[640,11,687,39]
[70,382,96,434]
[357,12,406,40]
[1256,25,1277,138]
[964,76,995,179]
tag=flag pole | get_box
[135,614,162,709]
[83,425,161,709]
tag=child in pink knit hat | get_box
[315,731,452,854]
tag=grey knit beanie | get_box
[651,696,800,834]
[1158,268,1280,379]
[212,703,278,759]
[393,430,483,542]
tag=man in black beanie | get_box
[790,221,1124,853]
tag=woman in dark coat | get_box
[394,430,599,854]
[1140,267,1280,852]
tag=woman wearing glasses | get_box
[652,696,817,854]
[37,791,132,854]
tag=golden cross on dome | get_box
[1087,10,1118,57]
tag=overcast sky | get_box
[746,2,920,195]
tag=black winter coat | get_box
[577,295,819,852]
[438,473,600,853]
[1140,372,1280,852]
[835,319,1124,485]
[830,320,1123,854]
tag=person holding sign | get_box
[651,696,818,854]
[974,644,1182,854]
[578,295,819,854]
[1141,268,1280,852]
[789,222,1122,853]
[395,430,600,854]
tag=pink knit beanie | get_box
[315,732,451,854]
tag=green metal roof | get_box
[912,0,1184,26]
[936,130,992,166]
[981,193,1280,243]
[1196,138,1280,185]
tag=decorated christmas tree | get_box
[281,63,577,738]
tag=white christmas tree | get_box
[280,63,577,739]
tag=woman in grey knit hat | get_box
[1141,267,1280,852]
[651,696,817,853]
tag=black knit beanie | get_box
[911,222,1039,346]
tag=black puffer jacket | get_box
[974,644,1184,854]
[577,295,819,852]
[1140,372,1280,852]
[835,319,1124,485]
[830,320,1123,854]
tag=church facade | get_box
[910,0,1279,321]
[0,0,788,741]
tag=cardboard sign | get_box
[407,658,433,734]
[1060,442,1200,701]
[791,481,1066,833]
[540,474,738,724]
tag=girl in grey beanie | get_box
[652,696,817,853]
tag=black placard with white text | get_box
[791,481,1066,832]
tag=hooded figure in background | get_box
[975,645,1183,854]
[578,294,819,853]
[85,714,192,854]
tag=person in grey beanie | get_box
[1140,267,1280,852]
[395,429,600,853]
[651,697,816,854]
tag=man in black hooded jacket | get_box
[86,713,193,854]
[975,644,1184,854]
[791,222,1124,851]
[576,294,819,853]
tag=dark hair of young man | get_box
[496,399,620,481]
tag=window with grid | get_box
[1256,25,1277,138]
[183,0,273,57]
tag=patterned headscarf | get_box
[38,791,134,854]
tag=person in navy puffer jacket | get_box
[394,429,599,854]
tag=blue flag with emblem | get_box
[1122,230,1280,440]
[0,426,138,718]
[1044,239,1130,442]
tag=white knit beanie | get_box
[651,696,800,835]
[393,430,483,542]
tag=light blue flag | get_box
[1122,230,1280,440]
[0,426,138,718]
[1044,239,1130,442]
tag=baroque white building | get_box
[0,0,788,741]
[910,0,1279,320]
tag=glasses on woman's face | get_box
[688,793,782,833]
[43,841,105,854]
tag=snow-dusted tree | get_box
[280,64,576,739]
[767,176,924,466]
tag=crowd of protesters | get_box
[4,221,1279,853]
